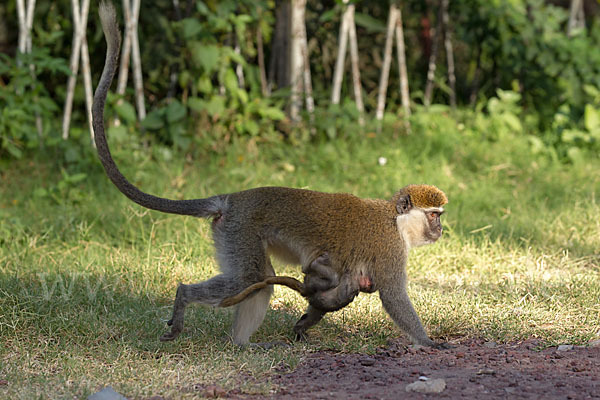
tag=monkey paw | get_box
[294,331,309,342]
[159,330,180,342]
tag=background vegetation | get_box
[0,0,599,398]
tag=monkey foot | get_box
[294,332,308,342]
[159,331,180,342]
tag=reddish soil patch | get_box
[233,339,600,399]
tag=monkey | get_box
[94,2,449,348]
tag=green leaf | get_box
[584,104,600,132]
[501,113,522,133]
[196,1,210,15]
[237,88,248,104]
[33,188,48,198]
[188,97,206,112]
[223,68,238,93]
[258,107,285,121]
[141,110,164,130]
[181,18,203,39]
[68,173,88,184]
[190,43,220,74]
[567,147,584,163]
[64,146,80,163]
[196,76,213,93]
[166,100,187,124]
[354,13,385,33]
[114,101,137,123]
[562,129,587,143]
[5,142,23,158]
[244,119,259,136]
[319,9,336,22]
[179,70,191,88]
[107,125,129,142]
[205,96,226,116]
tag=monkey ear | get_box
[396,195,412,215]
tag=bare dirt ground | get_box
[221,338,600,399]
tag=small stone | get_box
[557,345,574,352]
[359,357,375,367]
[418,376,429,381]
[203,385,227,398]
[477,369,496,375]
[456,352,465,358]
[406,378,446,394]
[87,387,128,400]
[588,339,600,348]
[214,387,227,397]
[483,341,497,348]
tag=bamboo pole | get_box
[331,0,364,126]
[394,4,411,120]
[130,0,146,120]
[375,5,398,122]
[567,0,585,37]
[424,2,443,107]
[330,2,350,105]
[80,35,95,140]
[115,0,146,123]
[347,4,364,125]
[376,3,411,132]
[289,0,307,122]
[234,40,246,88]
[116,0,133,96]
[256,18,270,96]
[16,0,35,58]
[62,0,93,140]
[301,27,315,122]
[441,0,456,109]
[16,0,43,139]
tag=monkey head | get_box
[392,185,448,249]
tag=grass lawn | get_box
[1,114,599,398]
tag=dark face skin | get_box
[425,210,444,242]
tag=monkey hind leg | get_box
[231,284,274,345]
[231,256,277,345]
[160,274,249,342]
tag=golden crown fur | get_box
[402,185,448,209]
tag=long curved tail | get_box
[93,2,219,217]
[219,276,307,307]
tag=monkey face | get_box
[425,209,444,241]
[396,207,444,249]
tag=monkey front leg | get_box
[378,284,448,348]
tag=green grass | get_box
[1,114,599,398]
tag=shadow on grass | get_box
[0,271,312,354]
